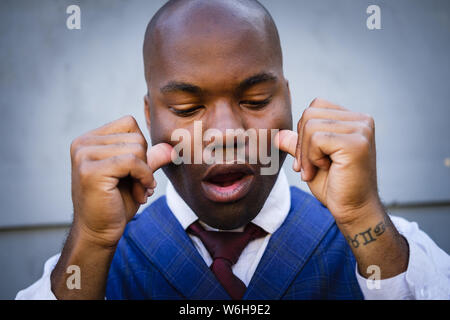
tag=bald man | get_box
[17,0,449,300]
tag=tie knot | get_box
[188,221,267,265]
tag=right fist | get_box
[70,115,173,247]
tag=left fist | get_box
[276,98,382,226]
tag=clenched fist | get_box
[70,115,173,247]
[276,98,382,226]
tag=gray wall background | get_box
[0,0,449,299]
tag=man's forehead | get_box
[144,0,283,87]
[149,32,279,90]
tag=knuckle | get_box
[304,118,319,133]
[124,153,139,165]
[73,147,88,164]
[70,137,82,156]
[324,131,335,139]
[296,117,302,131]
[133,133,148,149]
[70,141,78,157]
[359,122,372,137]
[299,108,314,129]
[359,113,375,128]
[367,117,375,130]
[70,135,91,157]
[354,135,370,153]
[131,143,146,160]
[122,115,138,128]
[364,114,375,128]
[311,131,325,145]
[303,107,314,119]
[321,118,337,125]
[78,162,93,185]
[310,97,321,107]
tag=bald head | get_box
[141,0,292,229]
[143,0,283,84]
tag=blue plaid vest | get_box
[106,187,363,299]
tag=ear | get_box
[144,94,151,133]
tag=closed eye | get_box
[240,98,272,109]
[169,105,205,117]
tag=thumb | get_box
[147,143,174,172]
[274,129,298,157]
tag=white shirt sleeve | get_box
[356,215,450,300]
[15,253,60,300]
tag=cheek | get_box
[150,111,198,163]
[271,98,293,131]
[150,124,173,146]
[249,98,292,131]
[149,107,181,145]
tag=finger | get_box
[309,97,347,111]
[72,133,148,149]
[299,108,368,123]
[301,108,374,136]
[294,119,302,172]
[306,132,335,177]
[78,143,147,162]
[304,98,374,141]
[274,130,298,157]
[295,110,309,172]
[307,132,368,172]
[90,115,144,136]
[296,100,344,171]
[297,103,369,174]
[132,180,147,205]
[94,154,155,189]
[301,119,367,181]
[147,143,174,172]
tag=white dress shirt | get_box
[16,169,450,299]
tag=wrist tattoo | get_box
[346,221,387,249]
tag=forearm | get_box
[50,224,118,299]
[338,201,409,279]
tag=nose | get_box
[205,99,246,149]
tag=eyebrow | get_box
[160,81,202,94]
[237,72,278,92]
[159,72,278,95]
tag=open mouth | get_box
[201,164,255,203]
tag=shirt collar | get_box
[166,169,291,234]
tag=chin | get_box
[197,198,260,230]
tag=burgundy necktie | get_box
[187,221,267,300]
